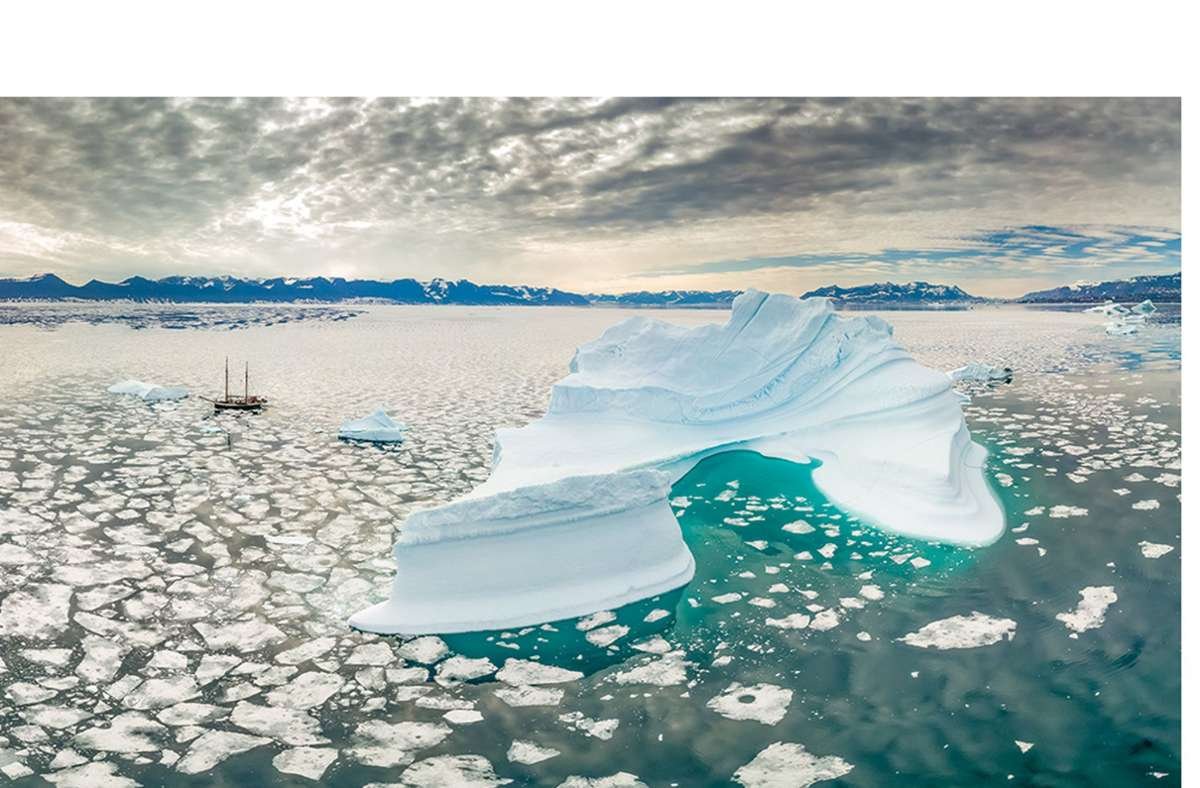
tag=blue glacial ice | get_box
[351,290,1005,634]
[338,409,406,443]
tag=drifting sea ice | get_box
[706,682,793,725]
[1056,586,1118,633]
[734,741,854,788]
[899,612,1017,649]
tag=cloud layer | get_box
[0,98,1180,295]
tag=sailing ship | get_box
[202,358,268,412]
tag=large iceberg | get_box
[107,379,189,401]
[339,410,406,443]
[351,290,1004,635]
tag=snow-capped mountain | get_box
[0,274,589,306]
[799,281,983,304]
[585,289,742,308]
[1016,272,1180,303]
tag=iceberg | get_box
[948,362,1013,384]
[107,380,188,402]
[339,410,406,443]
[1132,299,1156,314]
[1084,301,1129,317]
[351,290,1004,635]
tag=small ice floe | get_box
[1132,299,1157,314]
[899,612,1017,649]
[398,636,449,664]
[338,409,406,443]
[1139,541,1174,559]
[733,741,853,788]
[496,658,582,685]
[765,613,810,630]
[948,362,1013,384]
[1132,499,1160,511]
[1056,586,1117,633]
[1049,505,1088,518]
[1105,320,1139,336]
[108,379,189,402]
[273,747,338,781]
[558,773,647,787]
[612,652,688,686]
[558,711,619,740]
[507,739,560,765]
[706,682,793,725]
[398,754,511,786]
[1015,740,1035,753]
[493,684,564,707]
[348,719,453,768]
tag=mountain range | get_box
[1014,272,1181,304]
[0,272,1181,306]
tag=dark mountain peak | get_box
[1017,272,1180,303]
[800,281,982,303]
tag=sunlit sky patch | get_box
[0,98,1180,297]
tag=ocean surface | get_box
[0,303,1180,786]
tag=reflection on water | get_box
[0,304,1180,786]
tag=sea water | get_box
[0,304,1180,786]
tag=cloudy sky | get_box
[0,97,1180,297]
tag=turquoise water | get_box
[0,304,1180,786]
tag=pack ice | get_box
[351,290,1004,634]
[338,409,406,443]
[107,379,189,401]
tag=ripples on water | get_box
[0,304,1180,786]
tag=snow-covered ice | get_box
[734,741,853,787]
[899,612,1017,649]
[352,291,1005,634]
[1056,586,1117,633]
[948,362,1012,383]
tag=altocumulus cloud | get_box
[0,97,1180,295]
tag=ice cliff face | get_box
[351,290,1005,635]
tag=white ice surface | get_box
[107,379,188,401]
[948,362,1010,383]
[351,291,1004,634]
[338,409,406,443]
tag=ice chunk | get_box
[899,612,1017,649]
[274,747,337,781]
[1056,586,1117,633]
[734,741,854,787]
[508,739,560,765]
[108,379,189,401]
[177,730,270,774]
[1139,541,1174,559]
[398,754,512,786]
[352,291,1005,635]
[339,409,406,443]
[948,362,1012,384]
[557,775,648,788]
[706,682,793,725]
[1133,299,1157,314]
[497,658,583,685]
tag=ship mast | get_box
[224,357,229,401]
[245,363,249,402]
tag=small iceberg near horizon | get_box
[948,362,1013,384]
[339,409,406,443]
[107,379,189,402]
[350,290,1005,636]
